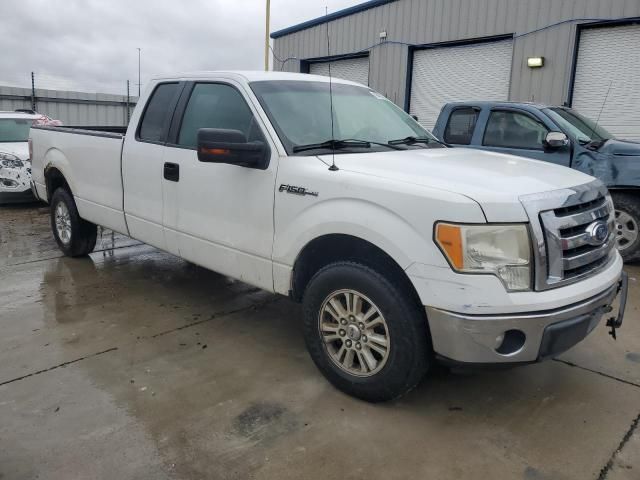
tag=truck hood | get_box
[0,142,29,160]
[599,138,640,157]
[324,147,595,222]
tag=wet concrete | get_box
[1,204,639,480]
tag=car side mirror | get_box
[197,128,269,169]
[544,131,569,150]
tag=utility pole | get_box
[31,72,36,112]
[137,47,141,97]
[264,0,270,71]
[126,80,131,123]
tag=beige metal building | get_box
[271,0,640,135]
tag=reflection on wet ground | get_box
[1,203,639,480]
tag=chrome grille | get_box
[520,180,617,290]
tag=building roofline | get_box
[270,0,397,39]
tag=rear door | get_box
[161,80,278,291]
[122,82,183,249]
[475,108,570,166]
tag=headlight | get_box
[0,152,24,168]
[435,222,531,291]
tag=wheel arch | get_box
[290,233,423,310]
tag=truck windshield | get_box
[250,80,434,155]
[545,108,613,144]
[0,118,34,143]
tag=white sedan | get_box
[0,110,61,203]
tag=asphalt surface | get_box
[1,202,639,480]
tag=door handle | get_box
[164,162,179,182]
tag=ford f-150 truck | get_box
[30,72,627,402]
[433,102,640,262]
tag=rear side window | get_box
[177,83,259,148]
[138,83,180,143]
[443,107,478,145]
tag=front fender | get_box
[573,150,640,189]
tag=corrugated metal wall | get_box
[0,85,136,126]
[272,0,640,108]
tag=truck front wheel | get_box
[612,192,640,262]
[50,188,97,257]
[302,261,430,402]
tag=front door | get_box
[161,81,277,291]
[477,109,570,166]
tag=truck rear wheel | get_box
[612,192,640,262]
[302,261,430,402]
[50,188,97,257]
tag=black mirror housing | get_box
[197,128,269,169]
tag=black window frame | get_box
[482,108,549,151]
[135,82,184,145]
[443,106,480,145]
[165,81,270,159]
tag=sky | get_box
[1,0,360,95]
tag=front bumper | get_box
[426,272,627,364]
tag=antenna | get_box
[588,80,612,141]
[325,6,338,171]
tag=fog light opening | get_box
[495,329,526,355]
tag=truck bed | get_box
[30,125,129,235]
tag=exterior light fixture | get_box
[379,30,387,40]
[527,57,544,68]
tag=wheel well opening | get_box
[291,234,422,307]
[44,168,70,202]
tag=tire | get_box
[302,261,431,402]
[612,192,640,263]
[50,188,97,257]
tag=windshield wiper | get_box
[586,138,609,151]
[388,136,447,147]
[292,139,371,153]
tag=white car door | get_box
[161,80,278,291]
[122,81,183,249]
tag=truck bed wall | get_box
[30,126,129,235]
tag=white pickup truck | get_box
[30,71,627,402]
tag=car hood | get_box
[323,147,596,222]
[599,138,640,157]
[0,142,29,161]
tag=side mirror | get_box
[544,131,569,150]
[411,115,419,121]
[197,128,269,169]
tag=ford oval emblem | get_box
[586,220,609,246]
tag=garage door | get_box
[572,24,640,141]
[309,56,369,86]
[409,39,513,130]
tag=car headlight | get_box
[0,152,24,168]
[435,222,531,291]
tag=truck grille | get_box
[520,180,617,290]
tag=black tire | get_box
[612,192,640,263]
[302,261,431,402]
[50,188,97,257]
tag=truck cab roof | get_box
[442,101,554,110]
[151,70,363,86]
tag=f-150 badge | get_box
[279,184,318,197]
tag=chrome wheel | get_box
[55,201,72,245]
[318,289,390,377]
[615,209,639,251]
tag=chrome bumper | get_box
[426,276,625,364]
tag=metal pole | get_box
[31,72,36,111]
[137,48,141,97]
[126,80,131,123]
[264,0,270,71]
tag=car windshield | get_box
[544,107,613,144]
[0,118,34,142]
[250,80,435,155]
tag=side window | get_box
[138,83,180,142]
[483,110,549,149]
[177,83,261,148]
[443,107,479,144]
